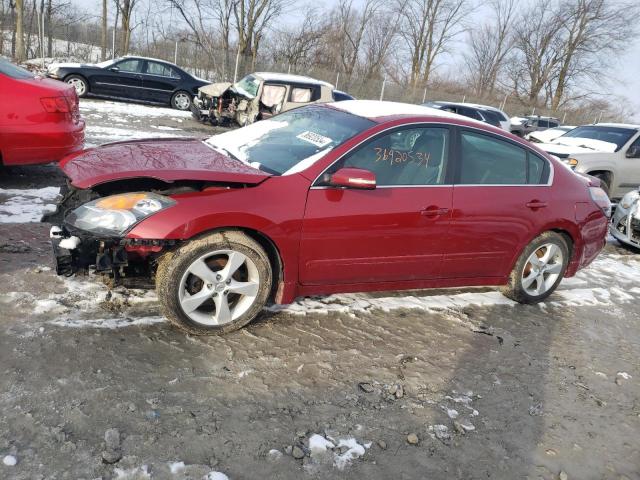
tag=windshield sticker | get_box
[296,131,333,148]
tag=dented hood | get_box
[60,138,270,189]
[198,82,233,97]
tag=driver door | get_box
[298,126,453,285]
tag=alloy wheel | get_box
[521,243,564,296]
[173,92,190,110]
[178,249,260,326]
[67,78,86,96]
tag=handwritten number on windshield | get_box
[374,147,431,167]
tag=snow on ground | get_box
[302,433,370,471]
[1,250,639,330]
[85,125,183,145]
[0,187,60,223]
[79,99,192,120]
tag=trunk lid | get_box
[60,138,270,189]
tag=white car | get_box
[526,126,576,143]
[610,188,640,249]
[537,123,640,199]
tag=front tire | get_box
[501,232,569,304]
[156,231,272,335]
[171,91,192,110]
[65,75,88,97]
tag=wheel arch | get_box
[181,226,284,303]
[507,225,578,278]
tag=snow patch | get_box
[2,455,17,466]
[169,461,185,473]
[49,316,165,329]
[617,372,632,380]
[113,465,151,479]
[203,473,229,480]
[305,433,369,471]
[0,187,60,223]
[80,99,192,119]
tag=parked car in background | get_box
[610,188,640,250]
[0,57,84,166]
[192,72,341,127]
[48,100,609,335]
[511,115,561,137]
[527,126,576,143]
[332,90,355,101]
[423,101,510,131]
[537,123,640,199]
[45,56,209,110]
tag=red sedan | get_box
[0,58,84,166]
[49,101,610,335]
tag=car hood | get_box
[199,82,233,97]
[540,137,618,154]
[60,138,270,189]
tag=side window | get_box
[145,61,179,77]
[458,107,484,121]
[324,127,450,186]
[114,59,142,73]
[549,121,559,128]
[538,119,549,128]
[291,87,312,103]
[460,131,527,184]
[527,153,549,184]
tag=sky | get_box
[72,0,640,120]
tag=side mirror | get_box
[626,145,640,158]
[109,67,120,72]
[329,167,376,189]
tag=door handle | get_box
[526,200,548,209]
[421,206,450,217]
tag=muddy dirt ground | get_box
[0,99,639,480]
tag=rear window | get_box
[0,58,34,79]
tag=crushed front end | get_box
[610,189,640,249]
[47,190,177,286]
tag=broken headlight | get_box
[65,192,175,236]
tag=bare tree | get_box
[550,0,640,109]
[101,0,107,60]
[507,0,565,106]
[269,7,326,71]
[233,0,289,70]
[397,0,469,88]
[116,0,137,54]
[14,0,24,60]
[464,0,516,96]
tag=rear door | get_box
[299,125,454,285]
[444,129,553,279]
[140,61,182,103]
[102,58,144,99]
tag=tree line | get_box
[1,0,638,121]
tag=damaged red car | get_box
[48,101,610,335]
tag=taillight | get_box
[40,96,71,113]
[589,186,611,217]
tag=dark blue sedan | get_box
[46,56,210,111]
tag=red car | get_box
[48,101,610,335]
[0,58,84,166]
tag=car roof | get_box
[594,122,640,129]
[430,100,503,113]
[120,55,179,67]
[330,100,486,125]
[253,72,334,89]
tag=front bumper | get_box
[50,225,128,276]
[609,208,640,248]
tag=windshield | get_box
[0,58,34,79]
[559,125,637,151]
[96,59,116,68]
[232,74,261,98]
[206,104,375,175]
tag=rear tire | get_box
[65,75,88,97]
[501,232,569,304]
[171,91,192,110]
[156,231,272,335]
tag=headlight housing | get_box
[564,158,578,169]
[620,189,640,210]
[66,192,176,236]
